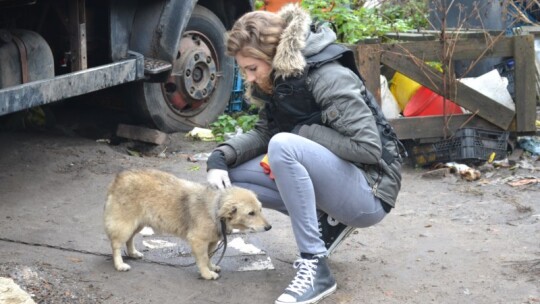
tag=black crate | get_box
[409,128,509,166]
[433,128,509,164]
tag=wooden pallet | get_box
[354,32,537,140]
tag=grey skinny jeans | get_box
[228,132,386,255]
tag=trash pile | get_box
[419,133,540,185]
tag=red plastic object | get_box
[403,86,463,117]
[260,154,274,180]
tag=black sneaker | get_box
[275,255,337,304]
[318,211,355,256]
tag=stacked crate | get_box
[228,64,245,113]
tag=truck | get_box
[0,0,253,132]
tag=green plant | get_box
[210,112,258,142]
[302,0,428,43]
[236,113,259,132]
[210,114,237,142]
[254,0,265,10]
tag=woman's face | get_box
[235,53,272,92]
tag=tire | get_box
[133,5,234,133]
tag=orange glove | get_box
[260,154,275,180]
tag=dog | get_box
[103,168,272,280]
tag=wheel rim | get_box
[162,30,220,117]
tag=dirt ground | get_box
[0,102,539,304]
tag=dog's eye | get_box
[248,211,255,216]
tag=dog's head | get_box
[218,187,272,233]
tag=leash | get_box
[211,219,228,266]
[0,223,229,269]
[178,219,229,267]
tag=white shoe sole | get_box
[327,226,356,256]
[275,283,337,304]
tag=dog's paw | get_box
[209,264,221,273]
[115,263,131,271]
[201,270,220,280]
[128,250,144,259]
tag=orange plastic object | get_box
[389,72,422,111]
[261,0,301,12]
[403,86,463,117]
[260,154,275,179]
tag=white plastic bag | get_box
[380,75,401,119]
[458,69,515,112]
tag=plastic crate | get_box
[408,141,439,166]
[227,64,245,113]
[232,64,244,92]
[227,92,244,112]
[409,128,509,166]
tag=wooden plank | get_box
[518,25,540,35]
[381,51,515,129]
[356,43,381,104]
[384,30,506,42]
[389,114,501,140]
[517,27,540,109]
[513,35,537,132]
[383,32,438,42]
[381,36,513,62]
[116,124,168,145]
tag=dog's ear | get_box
[218,204,237,220]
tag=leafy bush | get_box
[301,0,428,43]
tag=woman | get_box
[206,4,402,304]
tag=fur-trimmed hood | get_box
[244,4,337,104]
[273,3,337,78]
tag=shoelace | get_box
[285,258,319,296]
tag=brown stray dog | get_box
[103,168,272,280]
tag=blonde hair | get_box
[225,11,285,66]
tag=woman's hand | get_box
[206,150,231,189]
[207,169,231,189]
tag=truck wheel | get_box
[134,5,234,133]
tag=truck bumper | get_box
[0,52,145,116]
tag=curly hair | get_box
[225,10,285,66]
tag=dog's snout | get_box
[264,225,272,231]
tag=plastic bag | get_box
[380,75,401,119]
